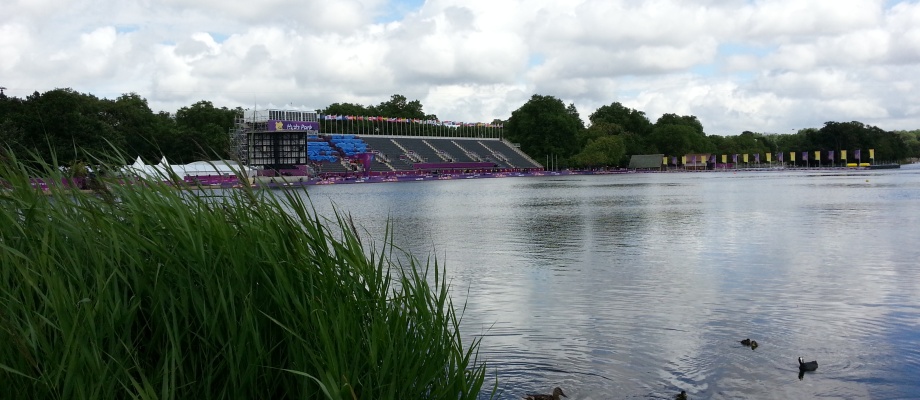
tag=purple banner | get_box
[802,151,808,161]
[754,153,760,163]
[829,150,834,161]
[855,149,861,160]
[267,120,320,131]
[778,152,784,162]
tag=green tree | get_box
[504,94,584,168]
[589,102,652,136]
[815,121,907,161]
[370,94,432,119]
[895,130,920,159]
[323,102,370,117]
[650,124,696,156]
[650,113,711,155]
[105,93,175,162]
[15,88,122,164]
[572,135,625,168]
[656,113,704,135]
[172,101,239,162]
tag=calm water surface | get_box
[301,166,920,400]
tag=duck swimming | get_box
[675,390,688,399]
[523,387,567,400]
[798,357,818,372]
[750,340,759,350]
[740,338,752,346]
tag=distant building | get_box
[628,154,665,170]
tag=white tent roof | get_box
[123,158,255,179]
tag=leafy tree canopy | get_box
[572,135,626,168]
[589,102,652,136]
[505,94,584,167]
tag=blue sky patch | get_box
[528,54,545,68]
[115,25,139,34]
[375,0,425,23]
[718,42,775,58]
[209,32,230,43]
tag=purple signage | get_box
[267,120,320,131]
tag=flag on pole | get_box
[755,153,760,163]
[841,150,847,160]
[778,152,784,162]
[722,154,727,163]
[733,154,738,163]
[663,156,668,165]
[869,149,875,159]
[790,152,796,162]
[802,151,808,161]
[681,156,687,165]
[672,157,677,165]
[855,149,861,160]
[815,151,820,161]
[766,152,772,162]
[829,150,834,161]
[743,154,749,163]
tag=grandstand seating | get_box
[307,137,339,163]
[360,137,411,169]
[476,140,539,168]
[305,134,542,175]
[328,134,368,157]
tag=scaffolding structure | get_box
[230,109,319,170]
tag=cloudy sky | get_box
[2,0,920,135]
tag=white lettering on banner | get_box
[284,123,315,130]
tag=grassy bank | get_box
[0,154,488,399]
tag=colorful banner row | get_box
[665,149,876,165]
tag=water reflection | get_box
[299,169,920,399]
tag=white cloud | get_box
[3,0,920,133]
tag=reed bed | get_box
[0,153,489,399]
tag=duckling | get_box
[740,338,752,346]
[675,390,688,400]
[750,340,759,350]
[798,357,818,372]
[523,387,567,400]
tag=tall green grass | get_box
[0,153,489,399]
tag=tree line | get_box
[0,89,238,166]
[2,88,918,169]
[504,94,920,169]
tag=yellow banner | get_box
[722,154,727,163]
[681,156,686,165]
[815,151,820,161]
[790,152,796,162]
[869,149,875,159]
[743,154,749,163]
[841,150,847,160]
[767,153,772,162]
[663,156,667,165]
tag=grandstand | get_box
[231,110,543,178]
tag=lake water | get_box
[300,166,920,400]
